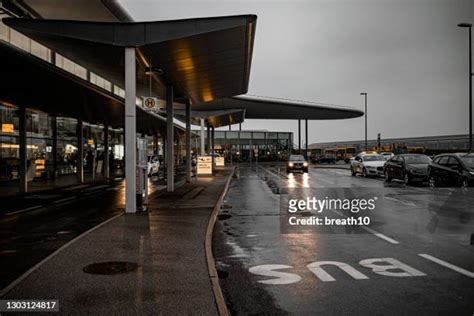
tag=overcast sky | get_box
[120,0,473,145]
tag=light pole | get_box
[360,92,368,151]
[458,23,472,152]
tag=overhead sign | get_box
[197,156,212,175]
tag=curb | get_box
[205,166,236,316]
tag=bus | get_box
[336,146,356,162]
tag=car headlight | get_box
[288,162,294,167]
[303,162,308,167]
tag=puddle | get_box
[218,214,232,220]
[217,269,229,279]
[83,261,138,275]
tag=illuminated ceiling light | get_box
[144,66,164,75]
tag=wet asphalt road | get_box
[213,163,474,315]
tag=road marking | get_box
[315,177,334,184]
[384,196,416,207]
[331,209,400,244]
[52,197,76,204]
[307,261,369,282]
[249,264,302,285]
[63,184,89,191]
[6,205,43,216]
[359,258,425,277]
[362,226,400,244]
[84,184,110,192]
[419,254,474,278]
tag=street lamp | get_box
[360,92,368,151]
[458,23,472,152]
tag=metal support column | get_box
[206,122,211,154]
[298,119,301,154]
[305,119,308,159]
[77,119,84,184]
[124,47,136,213]
[211,126,215,172]
[51,116,58,179]
[185,101,191,182]
[239,123,242,158]
[19,105,27,193]
[200,118,205,156]
[166,85,174,192]
[104,125,110,180]
[52,116,57,178]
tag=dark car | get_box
[287,154,308,173]
[384,154,432,184]
[427,153,474,188]
[315,154,336,164]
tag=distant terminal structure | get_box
[308,134,471,160]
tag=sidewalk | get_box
[1,167,234,315]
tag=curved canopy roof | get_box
[192,95,364,121]
[4,15,257,104]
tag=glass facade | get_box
[0,100,128,183]
[212,130,293,161]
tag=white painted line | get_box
[63,184,89,191]
[331,209,400,244]
[315,177,334,184]
[52,197,76,204]
[0,212,123,297]
[419,254,474,278]
[6,205,43,216]
[384,196,416,207]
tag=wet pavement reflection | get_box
[213,163,474,315]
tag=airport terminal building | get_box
[0,0,362,208]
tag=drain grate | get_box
[83,261,138,275]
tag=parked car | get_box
[287,154,309,173]
[384,154,431,184]
[351,153,386,177]
[380,152,394,161]
[147,155,160,176]
[315,154,336,164]
[427,153,474,188]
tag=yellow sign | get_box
[2,123,14,133]
[144,97,156,109]
[87,139,94,145]
[35,159,45,170]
